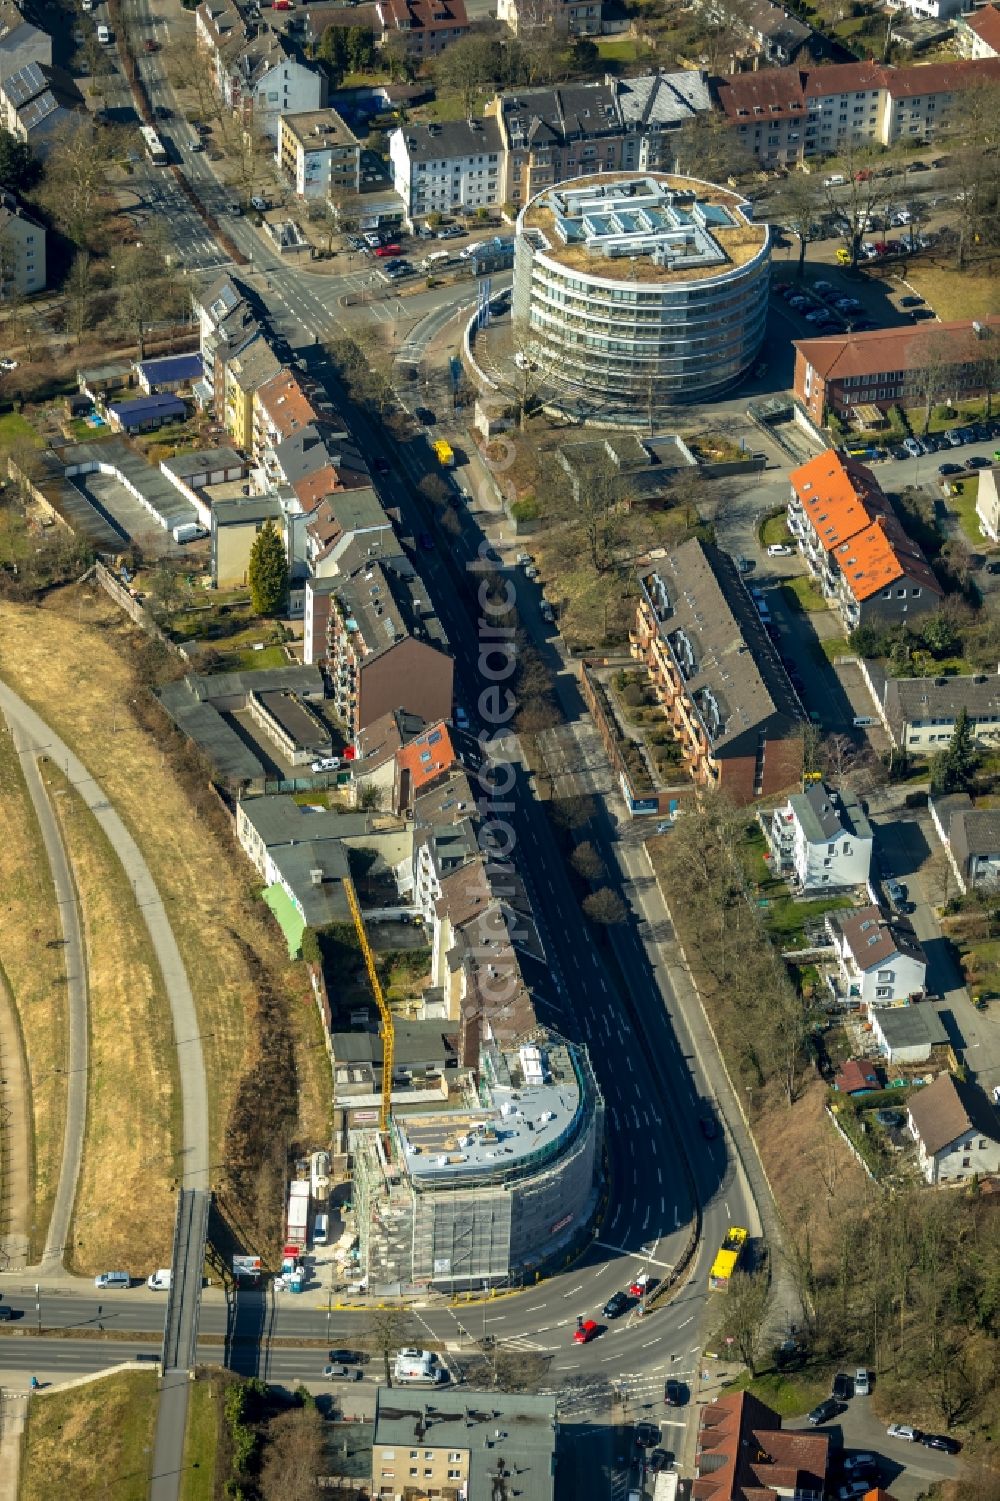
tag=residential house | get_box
[878,671,1000,754]
[193,273,281,424]
[958,3,1000,57]
[498,0,603,36]
[794,315,1000,424]
[975,462,1000,541]
[630,540,805,804]
[106,393,186,435]
[612,69,715,168]
[246,686,332,765]
[827,904,927,1006]
[349,706,427,809]
[931,792,1000,894]
[833,1057,882,1095]
[374,0,469,59]
[869,1003,948,1064]
[0,60,86,157]
[252,365,324,472]
[907,1071,1000,1184]
[787,450,940,633]
[894,0,966,19]
[371,1389,557,1501]
[700,0,814,65]
[389,117,503,226]
[762,779,873,891]
[692,1390,829,1501]
[196,0,325,139]
[315,555,453,734]
[489,81,630,210]
[277,106,360,200]
[393,719,459,814]
[0,190,44,298]
[0,1,51,82]
[211,494,282,588]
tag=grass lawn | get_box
[0,727,67,1261]
[238,643,287,670]
[816,635,851,664]
[20,1370,159,1501]
[944,475,984,546]
[42,761,179,1275]
[0,589,332,1215]
[0,409,42,451]
[744,828,854,945]
[179,1371,224,1501]
[760,513,791,547]
[727,1367,831,1418]
[905,260,1000,323]
[421,88,490,122]
[781,575,828,614]
[596,36,653,65]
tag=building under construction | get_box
[353,1031,603,1292]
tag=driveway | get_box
[788,1389,961,1501]
[872,810,1000,1091]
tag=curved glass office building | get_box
[512,171,771,411]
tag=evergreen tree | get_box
[248,520,288,617]
[930,707,978,794]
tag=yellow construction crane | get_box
[344,877,394,1140]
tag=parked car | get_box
[842,1452,878,1473]
[699,1113,717,1139]
[602,1291,628,1319]
[250,195,269,213]
[324,1363,363,1381]
[833,1373,853,1402]
[902,437,923,459]
[809,1398,841,1425]
[939,462,963,476]
[311,756,340,773]
[900,294,924,307]
[885,878,908,911]
[414,406,435,425]
[922,1434,961,1454]
[664,1378,684,1406]
[767,543,793,557]
[967,455,992,469]
[837,1483,872,1501]
[886,1423,922,1442]
[573,1320,599,1344]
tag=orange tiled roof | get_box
[396,720,455,796]
[255,368,320,440]
[832,514,941,602]
[294,464,343,511]
[966,5,1000,51]
[790,451,889,551]
[692,1391,829,1501]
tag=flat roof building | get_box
[512,172,770,414]
[246,687,332,766]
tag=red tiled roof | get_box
[803,60,885,96]
[834,513,942,602]
[294,464,342,512]
[693,1392,829,1501]
[378,0,467,31]
[794,315,1000,384]
[714,70,807,120]
[835,1058,880,1094]
[883,55,1000,96]
[965,4,1000,51]
[395,720,456,797]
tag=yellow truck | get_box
[432,438,454,468]
[709,1226,748,1291]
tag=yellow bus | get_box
[709,1226,748,1291]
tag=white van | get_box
[313,1213,328,1246]
[420,250,451,271]
[97,22,111,42]
[394,1349,446,1385]
[147,1269,172,1291]
[95,1270,130,1289]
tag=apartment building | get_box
[498,0,603,36]
[196,0,325,138]
[277,106,360,200]
[389,117,503,225]
[762,779,873,891]
[793,316,1000,423]
[714,57,1000,167]
[958,4,1000,58]
[827,904,927,1006]
[372,1389,557,1501]
[311,555,452,733]
[374,0,468,58]
[0,190,44,298]
[975,463,1000,541]
[304,488,395,577]
[223,333,283,450]
[788,450,941,632]
[878,672,1000,753]
[693,1391,828,1501]
[631,539,804,803]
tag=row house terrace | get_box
[630,538,804,803]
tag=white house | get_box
[195,0,325,140]
[976,463,1000,542]
[907,1071,1000,1184]
[827,904,927,1006]
[930,793,1000,896]
[388,117,503,228]
[762,781,873,892]
[958,3,1000,57]
[879,671,1000,755]
[869,1003,948,1064]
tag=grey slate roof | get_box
[337,555,449,658]
[789,781,873,845]
[637,538,803,753]
[268,838,352,926]
[396,115,501,161]
[874,1005,947,1050]
[156,688,264,784]
[950,809,1000,869]
[212,494,282,527]
[240,794,370,849]
[883,673,1000,734]
[499,82,623,148]
[332,1020,457,1068]
[613,69,713,128]
[908,1071,1000,1156]
[373,1388,557,1501]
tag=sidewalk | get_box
[0,971,30,1271]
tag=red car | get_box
[629,1273,651,1298]
[374,244,402,257]
[573,1320,599,1344]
